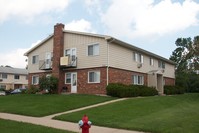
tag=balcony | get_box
[39,59,52,70]
[60,55,77,68]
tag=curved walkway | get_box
[0,98,145,133]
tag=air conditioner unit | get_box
[137,63,142,68]
[0,78,3,82]
[60,56,69,66]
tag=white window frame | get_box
[32,55,39,64]
[88,43,99,56]
[65,73,71,84]
[65,49,71,56]
[133,52,143,63]
[150,58,154,66]
[158,61,165,69]
[0,84,6,89]
[133,75,144,85]
[88,71,100,83]
[32,75,39,85]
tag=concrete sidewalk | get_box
[0,98,145,133]
[43,98,128,119]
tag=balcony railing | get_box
[60,55,77,68]
[39,59,52,70]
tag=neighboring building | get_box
[0,66,28,90]
[24,23,175,95]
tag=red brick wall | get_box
[28,72,52,89]
[62,67,147,95]
[164,77,175,86]
[52,23,65,93]
[63,67,107,94]
[108,67,148,85]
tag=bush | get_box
[39,76,58,94]
[26,86,39,94]
[135,85,158,96]
[106,83,158,98]
[164,85,185,95]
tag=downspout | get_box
[106,37,115,86]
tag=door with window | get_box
[45,52,51,68]
[71,73,77,93]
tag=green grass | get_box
[0,119,75,133]
[54,93,199,133]
[0,94,115,117]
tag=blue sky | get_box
[0,0,199,68]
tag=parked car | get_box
[0,91,6,96]
[10,88,26,94]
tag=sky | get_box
[0,0,199,68]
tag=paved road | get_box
[0,98,145,133]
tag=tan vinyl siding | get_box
[27,38,53,73]
[109,42,175,78]
[64,33,107,69]
[0,74,28,90]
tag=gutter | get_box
[105,37,115,86]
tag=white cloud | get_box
[65,19,95,32]
[85,0,102,14]
[0,0,70,23]
[101,0,199,38]
[0,40,41,68]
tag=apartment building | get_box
[0,66,28,90]
[24,23,175,95]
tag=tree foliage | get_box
[39,75,58,94]
[170,36,199,92]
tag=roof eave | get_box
[24,34,53,56]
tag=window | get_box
[65,48,76,61]
[32,55,39,64]
[26,76,28,80]
[88,71,100,83]
[88,44,99,56]
[158,61,165,69]
[2,73,7,79]
[14,75,20,79]
[150,58,154,66]
[65,73,71,84]
[133,52,143,63]
[65,49,71,56]
[0,84,6,89]
[132,75,144,85]
[32,75,39,85]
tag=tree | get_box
[170,36,199,92]
[39,75,58,94]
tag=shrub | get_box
[39,76,58,94]
[26,86,39,94]
[164,85,185,95]
[136,85,158,96]
[106,83,158,98]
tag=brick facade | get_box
[52,23,65,93]
[164,77,175,86]
[108,67,148,85]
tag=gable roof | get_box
[0,66,28,75]
[24,29,175,65]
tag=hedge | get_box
[106,83,158,98]
[164,85,185,95]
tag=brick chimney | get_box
[52,23,65,93]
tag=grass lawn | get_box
[0,119,75,133]
[54,93,199,133]
[0,94,115,117]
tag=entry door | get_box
[71,73,77,93]
[45,52,51,68]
